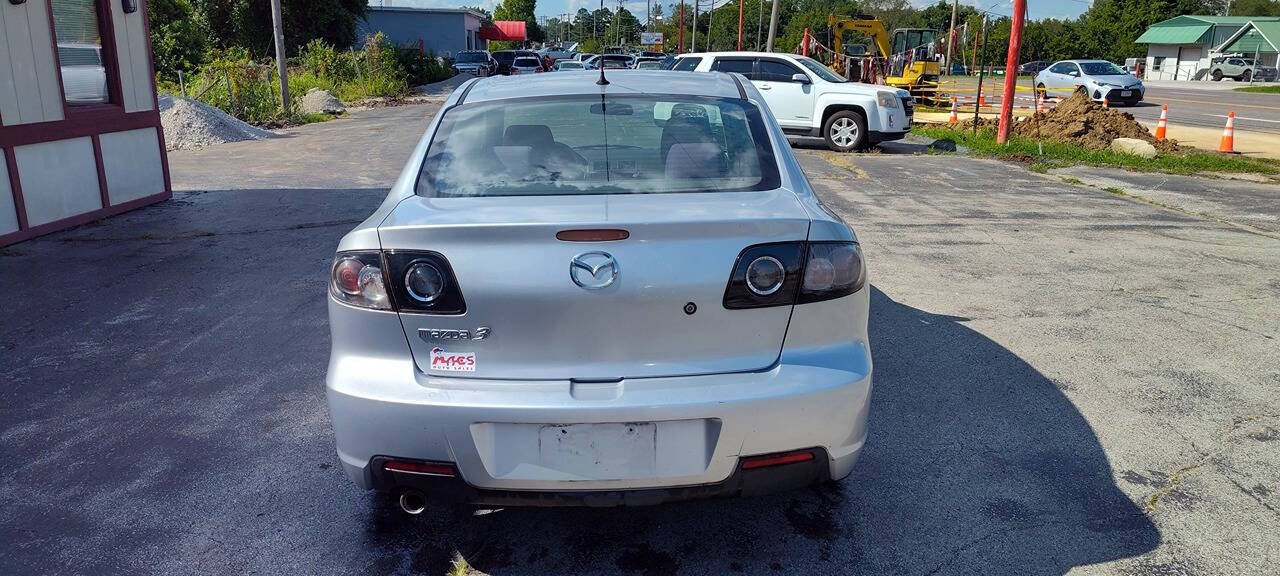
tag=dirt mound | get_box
[942,92,1180,154]
[1015,92,1179,153]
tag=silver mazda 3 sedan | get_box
[326,70,872,512]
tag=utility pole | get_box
[693,0,698,53]
[765,0,780,52]
[945,0,958,75]
[997,0,1027,144]
[757,0,764,51]
[269,0,289,115]
[706,0,714,52]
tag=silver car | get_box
[1035,59,1145,106]
[326,70,872,513]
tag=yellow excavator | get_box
[827,15,941,104]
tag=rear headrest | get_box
[505,125,554,146]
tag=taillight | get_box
[330,251,466,314]
[535,67,544,72]
[723,242,806,309]
[799,242,866,303]
[382,251,467,315]
[722,241,865,309]
[330,252,391,310]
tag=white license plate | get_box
[1120,90,1132,97]
[538,423,656,479]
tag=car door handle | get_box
[759,85,772,90]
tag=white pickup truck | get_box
[672,52,913,152]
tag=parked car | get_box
[598,54,635,69]
[1035,59,1145,105]
[1211,57,1278,82]
[580,54,601,69]
[326,70,872,513]
[1017,60,1048,76]
[552,60,586,71]
[492,50,540,75]
[57,43,108,105]
[632,56,663,69]
[451,50,496,77]
[510,56,544,74]
[634,60,663,70]
[675,52,912,151]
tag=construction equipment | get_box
[826,14,941,104]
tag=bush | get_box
[159,35,453,125]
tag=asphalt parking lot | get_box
[3,102,1278,576]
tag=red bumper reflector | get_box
[383,460,457,477]
[740,450,815,470]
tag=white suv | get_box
[673,52,912,151]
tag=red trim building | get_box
[1,0,170,247]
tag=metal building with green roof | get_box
[1135,15,1280,80]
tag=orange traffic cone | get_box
[1038,92,1046,113]
[949,97,959,124]
[1155,105,1168,141]
[1219,111,1236,153]
[1102,97,1109,109]
[978,93,986,108]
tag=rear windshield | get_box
[456,52,488,63]
[416,95,780,197]
[493,52,516,64]
[514,58,541,66]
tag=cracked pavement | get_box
[2,102,1278,575]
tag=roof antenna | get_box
[596,0,609,85]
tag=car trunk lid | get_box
[378,191,810,380]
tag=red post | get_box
[738,0,744,50]
[996,0,1027,144]
[679,3,685,54]
[802,28,809,56]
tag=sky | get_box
[370,0,1096,24]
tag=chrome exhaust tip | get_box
[399,490,426,515]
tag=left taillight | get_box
[330,252,391,310]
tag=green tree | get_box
[1227,0,1280,15]
[195,0,367,56]
[149,0,207,79]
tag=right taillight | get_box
[798,241,866,304]
[723,241,865,309]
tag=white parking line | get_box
[1207,114,1280,124]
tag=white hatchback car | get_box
[326,71,873,513]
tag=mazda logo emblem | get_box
[570,251,618,289]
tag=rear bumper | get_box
[369,448,833,507]
[327,343,872,497]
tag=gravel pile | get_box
[159,94,281,151]
[299,88,345,115]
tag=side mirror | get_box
[792,73,811,84]
[1068,70,1079,77]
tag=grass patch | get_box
[1060,176,1083,185]
[1233,84,1280,93]
[916,125,1278,176]
[1103,186,1126,195]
